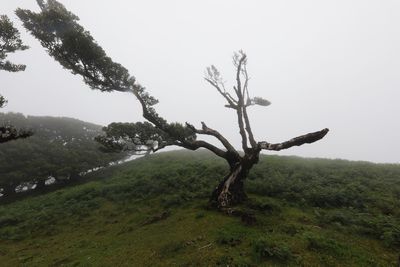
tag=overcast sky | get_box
[1,0,400,163]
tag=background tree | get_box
[17,0,329,209]
[0,14,31,143]
[0,113,126,197]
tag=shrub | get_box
[304,232,347,257]
[195,212,205,219]
[246,198,282,214]
[215,227,245,246]
[158,240,185,257]
[379,222,400,248]
[161,194,184,208]
[252,237,292,261]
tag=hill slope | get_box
[0,113,125,197]
[0,150,399,266]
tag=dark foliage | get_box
[0,15,28,72]
[0,15,31,144]
[16,1,130,92]
[0,113,126,196]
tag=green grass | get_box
[0,150,399,266]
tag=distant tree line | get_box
[0,113,126,197]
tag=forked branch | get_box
[232,51,249,151]
[186,122,239,156]
[205,66,238,109]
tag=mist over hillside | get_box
[1,0,400,265]
[0,112,127,197]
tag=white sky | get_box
[1,0,400,163]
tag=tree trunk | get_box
[210,163,249,209]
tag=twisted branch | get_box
[186,122,239,156]
[259,128,329,151]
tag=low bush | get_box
[304,232,347,257]
[246,198,282,214]
[252,237,292,261]
[215,226,248,246]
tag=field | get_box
[0,150,399,266]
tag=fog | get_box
[1,0,399,163]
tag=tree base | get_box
[210,164,248,209]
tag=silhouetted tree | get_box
[17,0,329,209]
[0,15,28,72]
[0,14,31,143]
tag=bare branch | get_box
[204,78,237,108]
[204,65,238,108]
[186,122,239,156]
[259,128,329,151]
[233,51,246,101]
[243,64,250,102]
[151,140,179,153]
[225,92,237,104]
[178,139,228,159]
[240,58,257,148]
[233,51,249,150]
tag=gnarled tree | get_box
[17,0,329,209]
[0,14,32,143]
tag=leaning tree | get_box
[17,0,329,209]
[0,14,32,143]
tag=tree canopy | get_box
[0,15,28,72]
[0,15,31,143]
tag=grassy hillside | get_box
[0,150,399,266]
